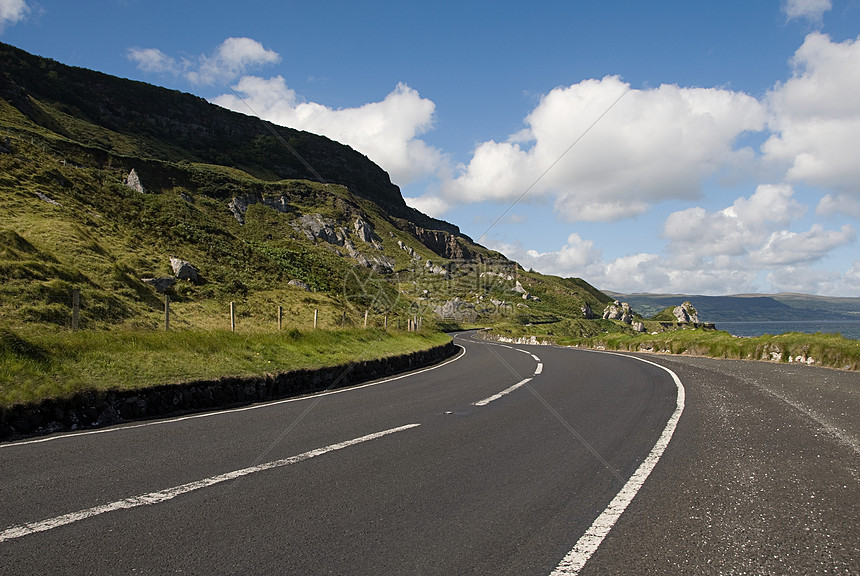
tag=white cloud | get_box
[766,266,843,294]
[403,194,450,218]
[750,224,855,266]
[128,37,280,85]
[190,37,280,85]
[664,184,805,257]
[494,183,857,295]
[846,261,860,285]
[763,33,860,195]
[439,76,766,222]
[486,234,605,279]
[213,77,444,186]
[782,0,832,23]
[602,253,670,294]
[816,193,860,217]
[127,48,184,76]
[0,0,29,32]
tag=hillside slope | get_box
[0,42,614,335]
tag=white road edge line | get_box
[3,346,465,449]
[550,352,686,576]
[473,377,533,407]
[535,363,543,375]
[0,423,421,543]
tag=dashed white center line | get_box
[0,423,421,543]
[473,378,533,406]
[472,345,543,407]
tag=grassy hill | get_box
[0,42,622,370]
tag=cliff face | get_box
[0,41,459,235]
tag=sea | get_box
[715,320,860,340]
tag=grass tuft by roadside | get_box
[557,329,860,371]
[0,327,451,409]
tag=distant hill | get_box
[605,292,860,322]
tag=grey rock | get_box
[582,302,595,319]
[288,279,311,291]
[35,191,61,206]
[292,214,347,246]
[353,218,377,243]
[170,257,199,282]
[673,301,699,323]
[143,277,176,293]
[603,300,634,324]
[229,195,292,225]
[124,169,145,193]
[433,298,477,321]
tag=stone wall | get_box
[0,341,457,441]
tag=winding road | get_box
[1,332,857,574]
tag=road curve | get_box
[577,351,860,575]
[0,332,718,574]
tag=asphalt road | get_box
[1,332,857,574]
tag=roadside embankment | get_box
[477,328,860,371]
[0,329,456,440]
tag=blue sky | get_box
[3,0,860,296]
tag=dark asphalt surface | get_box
[580,352,860,575]
[1,333,857,574]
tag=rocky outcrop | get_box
[582,303,595,319]
[353,218,377,244]
[344,239,394,273]
[603,300,634,324]
[400,222,476,261]
[228,195,293,225]
[124,169,145,193]
[35,191,61,206]
[632,321,646,333]
[287,279,311,291]
[673,301,699,323]
[433,298,477,321]
[397,240,421,260]
[289,214,393,272]
[291,213,347,246]
[170,257,199,282]
[424,260,448,276]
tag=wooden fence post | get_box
[71,289,80,331]
[364,310,368,328]
[230,302,236,332]
[314,309,318,329]
[278,305,283,330]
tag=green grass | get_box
[557,328,860,371]
[0,327,451,408]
